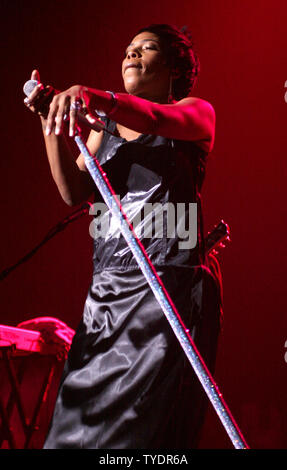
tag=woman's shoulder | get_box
[173,96,215,153]
[175,96,215,119]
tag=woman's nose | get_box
[127,49,140,59]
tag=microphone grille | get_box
[23,79,38,97]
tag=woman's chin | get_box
[124,84,142,96]
[123,77,147,96]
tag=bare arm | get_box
[108,94,216,152]
[45,87,215,153]
[42,125,103,206]
[25,70,103,206]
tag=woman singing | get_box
[24,24,222,449]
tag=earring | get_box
[168,75,173,103]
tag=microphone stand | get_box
[73,128,249,449]
[0,202,91,281]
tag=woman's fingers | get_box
[25,79,97,135]
[24,70,53,116]
[46,97,81,137]
[55,96,70,135]
[44,86,94,136]
[24,82,44,111]
[69,99,82,137]
[45,94,60,135]
[24,69,42,107]
[29,82,44,101]
[31,69,40,82]
[46,93,72,136]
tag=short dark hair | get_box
[136,23,200,101]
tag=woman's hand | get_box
[45,85,97,137]
[24,70,55,124]
[24,71,98,137]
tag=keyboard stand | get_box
[0,345,57,449]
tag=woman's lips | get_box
[124,63,142,73]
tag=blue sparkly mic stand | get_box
[73,130,249,450]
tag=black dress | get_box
[43,119,222,449]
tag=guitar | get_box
[205,220,230,256]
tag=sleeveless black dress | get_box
[43,119,222,449]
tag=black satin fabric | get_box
[90,118,208,272]
[43,120,221,449]
[44,265,221,449]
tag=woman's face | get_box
[122,32,171,102]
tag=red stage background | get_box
[0,0,286,449]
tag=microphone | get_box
[23,79,38,97]
[23,79,106,133]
